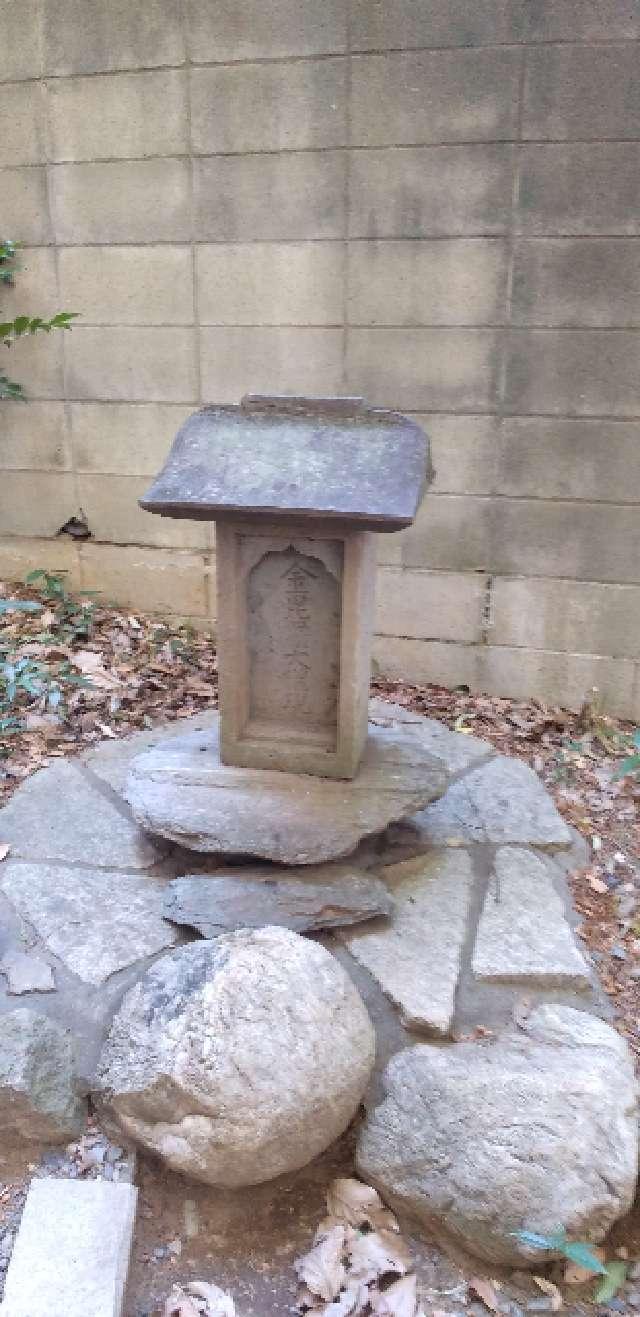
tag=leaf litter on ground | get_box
[295,1177,424,1316]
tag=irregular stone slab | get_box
[1,949,55,994]
[82,712,219,794]
[163,864,393,936]
[413,755,572,850]
[340,852,473,1035]
[95,929,375,1187]
[472,847,591,988]
[0,759,160,869]
[0,1009,86,1144]
[124,714,447,864]
[1,1178,137,1317]
[0,862,180,985]
[357,1005,638,1266]
[369,697,493,774]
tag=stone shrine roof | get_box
[139,395,431,531]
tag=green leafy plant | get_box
[25,569,97,640]
[612,729,640,781]
[511,1230,629,1302]
[511,1229,607,1274]
[1,239,78,400]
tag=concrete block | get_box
[496,417,640,503]
[6,329,65,400]
[1,1177,137,1317]
[373,634,480,689]
[347,328,499,409]
[79,542,209,616]
[44,0,183,74]
[200,327,343,403]
[349,144,513,238]
[0,0,42,80]
[71,402,190,476]
[512,239,640,328]
[376,567,486,642]
[197,242,343,325]
[401,493,492,571]
[49,159,191,244]
[479,646,637,719]
[488,500,640,585]
[64,327,197,403]
[348,239,507,325]
[0,536,81,588]
[416,414,498,495]
[490,577,640,660]
[0,82,45,166]
[191,60,346,154]
[351,0,512,50]
[523,46,640,141]
[517,144,640,236]
[351,49,520,146]
[186,0,347,59]
[76,474,209,550]
[47,69,188,162]
[0,167,50,243]
[1,247,58,320]
[193,153,346,241]
[504,329,640,417]
[511,0,640,40]
[0,401,70,471]
[0,472,76,537]
[59,246,194,325]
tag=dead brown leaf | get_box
[326,1177,399,1233]
[370,1274,419,1315]
[469,1276,503,1313]
[533,1276,563,1310]
[348,1229,412,1284]
[295,1224,347,1302]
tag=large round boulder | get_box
[95,927,375,1186]
[357,1005,638,1266]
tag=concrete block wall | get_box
[1,0,639,717]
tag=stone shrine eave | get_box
[138,396,431,533]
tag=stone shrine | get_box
[125,395,447,862]
[139,394,430,779]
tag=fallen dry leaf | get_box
[370,1274,419,1316]
[187,1281,236,1316]
[469,1276,502,1313]
[295,1224,347,1301]
[307,1284,369,1316]
[326,1177,399,1233]
[348,1228,412,1284]
[533,1276,563,1310]
[70,648,123,689]
[163,1289,201,1317]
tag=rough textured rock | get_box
[95,929,375,1186]
[368,697,493,774]
[472,847,591,988]
[0,1008,86,1144]
[413,755,572,850]
[1,950,55,995]
[162,865,393,936]
[0,759,160,869]
[357,1005,638,1266]
[340,852,473,1035]
[124,716,447,864]
[0,862,180,985]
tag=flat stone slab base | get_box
[125,715,448,864]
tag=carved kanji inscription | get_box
[247,546,341,740]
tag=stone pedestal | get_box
[124,713,447,865]
[217,519,375,779]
